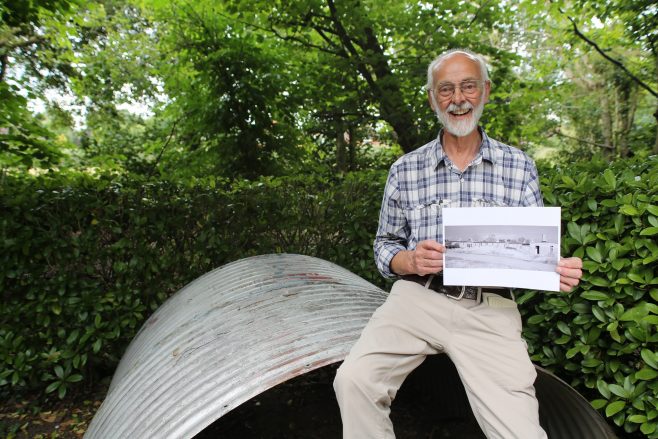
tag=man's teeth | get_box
[451,108,470,115]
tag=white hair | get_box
[425,49,490,91]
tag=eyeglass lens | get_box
[436,80,481,98]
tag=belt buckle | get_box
[446,286,483,301]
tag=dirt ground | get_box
[0,381,108,439]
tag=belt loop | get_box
[424,275,434,289]
[476,287,482,303]
[447,285,466,300]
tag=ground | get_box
[0,358,486,438]
[0,380,109,439]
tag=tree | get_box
[6,0,653,177]
[145,2,307,179]
[244,0,521,153]
[0,0,78,169]
[502,0,657,161]
[553,0,658,155]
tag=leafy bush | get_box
[0,170,387,400]
[2,155,657,438]
[521,154,658,438]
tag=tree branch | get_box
[313,26,343,53]
[0,28,46,51]
[549,128,614,149]
[563,13,658,98]
[147,118,180,180]
[268,25,346,58]
[325,0,377,90]
[469,0,494,26]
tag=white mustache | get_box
[447,102,474,113]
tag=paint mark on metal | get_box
[85,253,616,439]
[85,254,384,439]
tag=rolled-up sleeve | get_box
[373,166,409,278]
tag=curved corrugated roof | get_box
[85,254,385,438]
[86,253,616,439]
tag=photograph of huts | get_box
[444,225,559,272]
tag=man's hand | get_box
[556,257,583,292]
[391,240,445,276]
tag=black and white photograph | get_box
[445,225,559,271]
[442,207,561,291]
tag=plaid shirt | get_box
[374,129,544,278]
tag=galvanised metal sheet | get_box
[86,253,615,439]
[85,254,387,439]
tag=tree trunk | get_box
[600,90,614,156]
[324,0,422,153]
[654,106,658,154]
[613,75,637,158]
[348,125,357,170]
[360,27,421,153]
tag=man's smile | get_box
[450,107,472,116]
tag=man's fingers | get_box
[558,257,583,269]
[560,278,580,292]
[416,240,445,260]
[411,241,445,275]
[556,257,583,293]
[414,254,443,275]
[557,266,582,279]
[558,271,581,292]
[418,250,444,261]
[418,240,445,252]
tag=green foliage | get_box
[0,0,81,169]
[522,155,658,437]
[0,83,66,168]
[3,151,658,438]
[0,169,387,399]
[139,2,310,179]
[2,0,656,175]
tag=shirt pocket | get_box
[470,198,509,208]
[403,202,444,246]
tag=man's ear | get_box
[483,80,491,104]
[428,90,437,111]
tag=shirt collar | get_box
[431,127,497,169]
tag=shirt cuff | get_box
[376,245,404,279]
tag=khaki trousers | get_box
[333,280,547,439]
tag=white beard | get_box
[435,99,484,137]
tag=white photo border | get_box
[442,207,561,292]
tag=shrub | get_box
[521,155,658,438]
[2,155,656,438]
[0,170,387,399]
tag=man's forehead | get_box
[434,53,481,79]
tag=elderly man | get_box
[333,49,583,438]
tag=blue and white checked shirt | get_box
[374,128,544,278]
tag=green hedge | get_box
[0,171,387,399]
[521,155,658,438]
[1,155,657,437]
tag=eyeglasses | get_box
[433,80,484,99]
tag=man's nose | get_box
[452,86,466,103]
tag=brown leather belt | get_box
[401,274,514,301]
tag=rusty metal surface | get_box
[85,254,386,439]
[86,253,615,439]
